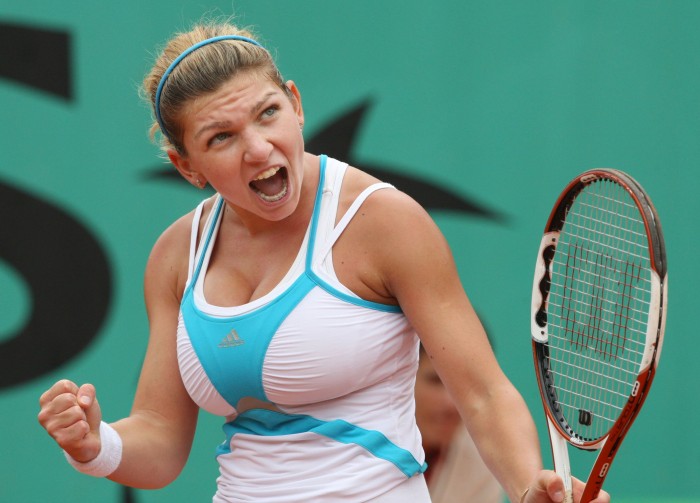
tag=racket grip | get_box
[548,421,574,502]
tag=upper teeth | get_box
[254,167,280,181]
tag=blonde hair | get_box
[142,21,287,153]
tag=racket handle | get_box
[548,420,574,502]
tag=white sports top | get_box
[177,156,429,502]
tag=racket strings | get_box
[545,292,649,349]
[546,374,625,424]
[547,330,644,369]
[569,198,649,252]
[546,357,636,395]
[556,242,648,360]
[545,340,639,427]
[546,179,651,441]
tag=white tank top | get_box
[177,156,429,502]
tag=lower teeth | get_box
[256,179,288,202]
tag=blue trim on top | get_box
[307,270,403,313]
[218,409,427,478]
[185,156,401,314]
[305,155,327,270]
[305,155,402,313]
[185,196,226,297]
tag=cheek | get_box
[201,154,243,182]
[279,118,305,150]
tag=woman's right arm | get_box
[38,212,200,489]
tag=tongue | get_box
[251,170,285,196]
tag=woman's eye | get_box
[262,105,279,119]
[209,132,230,145]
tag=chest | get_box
[200,219,390,307]
[201,217,307,306]
[180,284,417,412]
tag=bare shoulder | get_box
[341,165,444,241]
[335,166,452,302]
[341,166,431,219]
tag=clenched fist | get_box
[37,379,103,462]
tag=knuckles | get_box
[37,394,87,436]
[38,379,78,406]
[54,422,90,446]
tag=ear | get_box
[285,80,305,128]
[167,149,206,189]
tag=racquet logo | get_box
[557,240,644,362]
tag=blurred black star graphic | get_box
[147,99,505,222]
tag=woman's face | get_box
[169,71,306,223]
[414,354,462,449]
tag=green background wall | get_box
[1,1,697,502]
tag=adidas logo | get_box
[218,329,244,348]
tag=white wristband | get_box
[64,421,122,477]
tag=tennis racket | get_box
[530,169,667,502]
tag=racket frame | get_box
[530,169,667,502]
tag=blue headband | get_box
[154,34,264,143]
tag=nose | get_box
[242,129,272,164]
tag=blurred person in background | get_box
[416,345,504,503]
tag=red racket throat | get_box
[531,169,667,502]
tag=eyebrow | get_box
[252,91,277,115]
[193,120,232,141]
[193,91,278,141]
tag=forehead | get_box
[181,71,282,125]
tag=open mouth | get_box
[249,166,289,203]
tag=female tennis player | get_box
[37,19,609,503]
